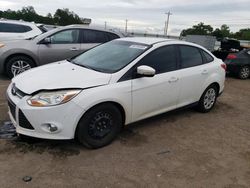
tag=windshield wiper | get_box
[67,59,109,73]
[69,60,96,71]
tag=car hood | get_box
[12,61,112,94]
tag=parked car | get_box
[225,49,250,79]
[212,38,243,61]
[6,38,226,149]
[0,19,43,41]
[0,25,122,77]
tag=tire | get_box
[196,85,218,113]
[238,66,250,80]
[6,56,35,78]
[76,104,122,149]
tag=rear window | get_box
[82,29,108,43]
[0,23,32,33]
[202,50,214,63]
[106,32,119,41]
[179,45,203,68]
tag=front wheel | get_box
[196,85,218,113]
[6,56,35,78]
[76,104,122,149]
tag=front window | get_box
[71,40,150,73]
[50,29,80,44]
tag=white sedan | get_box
[6,37,226,148]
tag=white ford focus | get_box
[6,37,226,148]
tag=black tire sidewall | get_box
[6,56,35,78]
[77,104,122,149]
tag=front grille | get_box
[7,99,16,120]
[18,110,34,130]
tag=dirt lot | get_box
[0,75,250,188]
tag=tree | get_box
[181,22,213,36]
[212,24,231,40]
[0,6,84,26]
[233,28,250,40]
[54,8,83,26]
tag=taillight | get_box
[227,54,237,59]
[221,63,227,71]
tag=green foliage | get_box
[233,28,250,40]
[54,8,83,26]
[0,6,84,25]
[181,23,250,40]
[181,22,213,36]
[212,24,231,40]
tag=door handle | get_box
[70,47,79,51]
[168,77,179,83]
[201,70,209,75]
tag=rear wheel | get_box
[76,104,122,149]
[196,85,218,113]
[6,56,35,78]
[238,66,250,79]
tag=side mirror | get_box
[137,65,156,77]
[41,37,51,44]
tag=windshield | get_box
[71,40,150,73]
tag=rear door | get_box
[38,29,81,64]
[176,45,212,107]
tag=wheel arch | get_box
[4,53,37,72]
[202,82,220,97]
[74,101,126,138]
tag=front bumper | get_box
[6,84,85,140]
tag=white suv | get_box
[6,37,226,148]
[0,19,42,41]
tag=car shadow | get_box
[0,106,198,155]
[0,74,10,81]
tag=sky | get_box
[0,0,250,36]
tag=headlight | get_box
[27,90,81,107]
[0,43,5,48]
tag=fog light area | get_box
[42,123,59,133]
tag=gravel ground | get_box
[0,75,250,188]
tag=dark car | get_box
[225,49,250,79]
[212,38,243,61]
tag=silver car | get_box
[0,25,122,77]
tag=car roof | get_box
[63,25,124,36]
[116,37,214,54]
[117,37,175,45]
[0,19,36,26]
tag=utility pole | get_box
[104,21,107,30]
[125,19,128,34]
[164,11,172,36]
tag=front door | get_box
[131,45,180,122]
[38,29,81,64]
